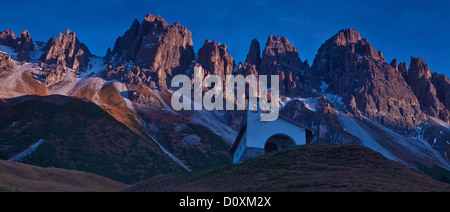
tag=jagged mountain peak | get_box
[18,29,31,37]
[144,12,167,24]
[195,39,235,78]
[258,35,307,96]
[40,28,92,71]
[332,28,362,46]
[262,34,304,65]
[264,35,299,56]
[0,28,35,61]
[0,29,16,46]
[110,12,194,65]
[106,12,194,88]
[306,28,426,134]
[314,28,381,64]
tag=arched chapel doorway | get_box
[264,134,296,153]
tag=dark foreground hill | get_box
[0,95,184,184]
[0,159,127,192]
[126,144,450,192]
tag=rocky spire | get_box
[195,40,235,79]
[408,57,432,80]
[390,59,398,70]
[0,29,35,61]
[111,19,141,61]
[398,61,408,74]
[0,29,16,46]
[40,28,92,71]
[236,39,261,76]
[259,35,306,96]
[245,39,261,68]
[13,30,35,61]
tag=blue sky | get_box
[1,0,449,75]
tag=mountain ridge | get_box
[0,12,449,186]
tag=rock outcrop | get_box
[0,52,13,74]
[40,29,92,72]
[43,65,72,86]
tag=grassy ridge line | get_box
[126,144,450,192]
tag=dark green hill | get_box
[0,95,184,184]
[126,144,450,192]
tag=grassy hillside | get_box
[158,122,231,171]
[134,102,233,171]
[126,144,450,192]
[0,95,185,184]
[0,159,128,192]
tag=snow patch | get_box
[320,81,328,92]
[0,44,18,59]
[277,96,293,109]
[430,117,450,129]
[78,56,107,79]
[278,96,322,112]
[149,89,181,116]
[338,114,399,162]
[29,41,46,62]
[298,97,322,112]
[324,93,345,109]
[8,139,45,162]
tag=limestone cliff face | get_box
[431,73,450,112]
[305,28,426,134]
[398,57,449,122]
